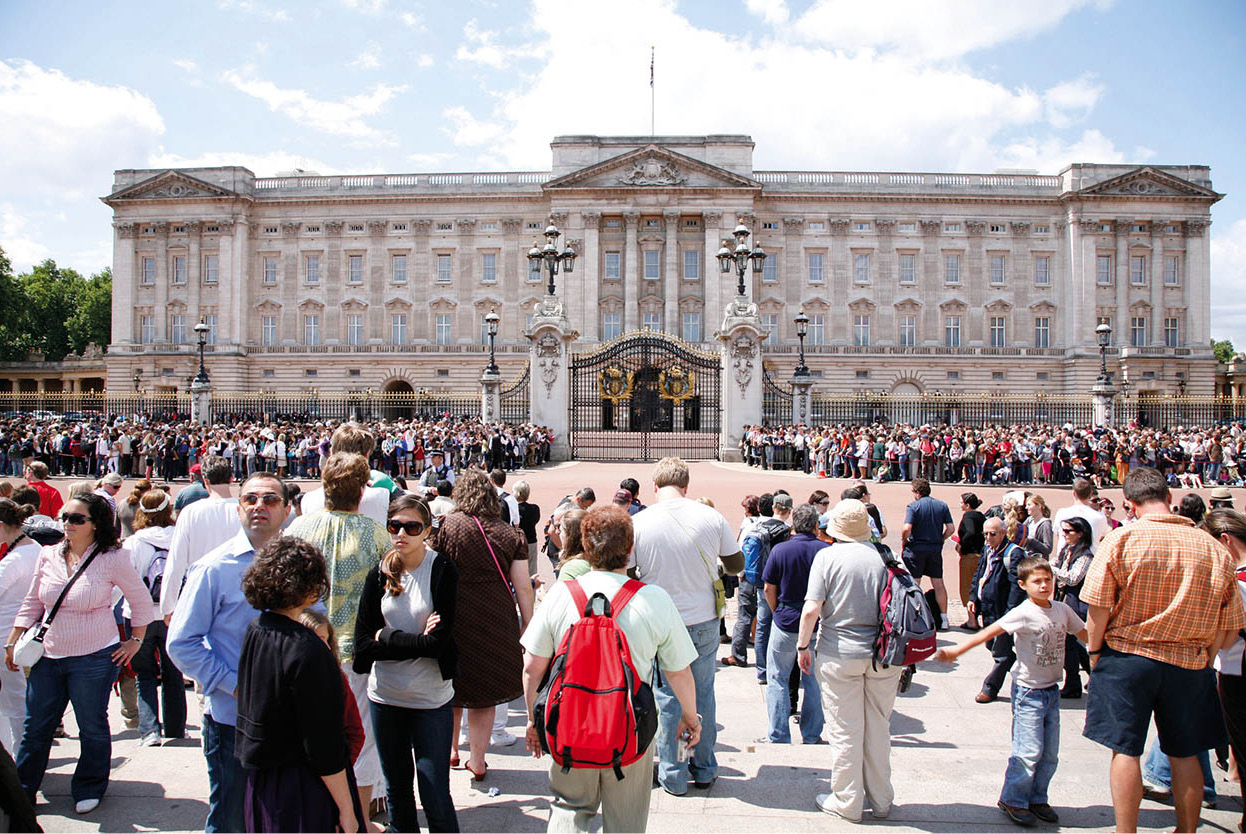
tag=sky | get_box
[2,0,1245,345]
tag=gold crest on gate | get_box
[659,366,696,404]
[598,366,634,403]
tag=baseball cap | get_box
[613,489,633,504]
[190,464,202,475]
[773,494,793,510]
[817,512,831,531]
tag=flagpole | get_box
[650,46,655,136]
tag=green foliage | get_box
[0,246,112,361]
[67,268,112,355]
[1213,338,1237,364]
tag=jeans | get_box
[17,644,116,803]
[655,619,719,794]
[754,593,772,683]
[982,632,1016,697]
[729,581,767,678]
[1000,683,1060,808]
[131,620,187,739]
[765,627,824,743]
[372,699,458,833]
[1142,742,1216,802]
[203,714,246,833]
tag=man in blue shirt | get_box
[762,503,827,744]
[167,472,289,833]
[901,477,953,630]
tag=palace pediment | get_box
[1076,167,1221,200]
[545,145,760,191]
[104,170,242,203]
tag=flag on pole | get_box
[650,46,654,88]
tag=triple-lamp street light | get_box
[716,219,766,297]
[193,318,211,385]
[793,307,810,378]
[528,222,576,297]
[484,307,500,374]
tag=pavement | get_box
[21,463,1246,832]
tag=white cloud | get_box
[0,204,51,270]
[218,0,290,23]
[220,67,406,144]
[455,19,535,70]
[1212,218,1246,350]
[443,105,505,147]
[342,0,387,14]
[745,0,789,26]
[348,43,383,70]
[407,152,454,169]
[401,11,424,28]
[1044,75,1104,128]
[172,59,205,88]
[417,53,435,68]
[148,149,347,177]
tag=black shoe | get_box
[898,665,915,693]
[997,800,1037,826]
[693,778,715,790]
[1060,688,1082,699]
[1029,803,1059,824]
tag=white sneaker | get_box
[491,729,518,747]
[814,794,860,822]
[75,798,100,814]
[140,732,162,747]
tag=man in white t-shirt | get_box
[631,457,742,796]
[161,456,241,622]
[1051,477,1109,562]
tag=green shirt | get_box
[557,558,591,583]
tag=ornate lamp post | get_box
[485,308,500,374]
[528,222,576,298]
[716,219,766,298]
[793,307,810,378]
[193,318,211,385]
[1092,322,1116,428]
[1095,322,1112,385]
[132,368,142,393]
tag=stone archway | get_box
[382,379,414,420]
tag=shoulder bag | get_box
[14,544,101,668]
[473,516,516,601]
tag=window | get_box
[1034,256,1050,285]
[992,371,1005,381]
[761,314,777,346]
[990,254,1006,284]
[204,254,219,284]
[947,370,960,380]
[479,222,497,232]
[393,223,408,232]
[481,253,497,283]
[348,224,363,233]
[683,251,700,280]
[1035,225,1050,234]
[261,315,277,346]
[684,218,700,228]
[1164,317,1179,348]
[348,255,363,284]
[263,257,277,285]
[391,254,407,283]
[899,222,916,233]
[529,256,542,282]
[990,223,1006,234]
[391,314,407,345]
[807,221,824,231]
[989,315,1006,348]
[601,312,621,341]
[854,222,871,232]
[945,223,962,233]
[170,315,186,345]
[436,222,452,231]
[945,254,960,284]
[1130,255,1146,285]
[1132,223,1147,233]
[203,315,217,345]
[643,250,660,280]
[142,257,155,285]
[140,315,155,344]
[1037,371,1050,381]
[809,314,825,346]
[1096,255,1113,285]
[1164,255,1181,286]
[853,315,870,346]
[681,312,702,343]
[305,369,317,377]
[899,315,915,347]
[346,314,363,346]
[762,221,778,230]
[172,256,187,285]
[853,253,870,284]
[808,252,824,283]
[1130,316,1147,347]
[349,369,361,377]
[205,224,220,233]
[1097,315,1114,344]
[762,255,778,283]
[304,315,321,345]
[436,254,452,283]
[304,225,319,233]
[855,370,869,379]
[944,316,961,347]
[645,219,659,228]
[643,312,661,332]
[899,254,916,284]
[603,219,619,228]
[604,251,621,280]
[1034,316,1050,349]
[306,254,320,284]
[1100,223,1112,233]
[435,314,452,345]
[260,369,274,378]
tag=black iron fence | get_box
[499,368,530,425]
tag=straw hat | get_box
[828,499,872,543]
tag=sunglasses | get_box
[387,519,426,536]
[59,512,89,525]
[1062,528,1078,535]
[240,493,285,507]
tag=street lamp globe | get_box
[1095,322,1112,348]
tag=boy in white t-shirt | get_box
[936,555,1087,827]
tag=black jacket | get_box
[352,557,459,681]
[968,541,1025,624]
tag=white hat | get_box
[828,499,872,543]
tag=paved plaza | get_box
[23,463,1245,832]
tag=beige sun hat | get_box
[828,499,872,543]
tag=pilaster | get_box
[526,298,579,461]
[718,296,763,460]
[153,222,169,342]
[113,223,136,345]
[623,211,640,332]
[664,210,681,334]
[580,212,601,341]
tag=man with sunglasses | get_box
[160,456,240,625]
[167,472,288,833]
[967,517,1027,704]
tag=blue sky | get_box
[2,0,1245,345]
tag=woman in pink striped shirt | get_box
[5,492,155,815]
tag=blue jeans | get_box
[765,627,824,743]
[1142,742,1216,802]
[755,594,772,684]
[372,699,459,833]
[729,581,769,681]
[1000,683,1060,808]
[17,644,116,803]
[203,714,246,833]
[131,620,186,739]
[655,619,719,794]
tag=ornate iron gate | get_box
[570,332,722,461]
[499,367,530,424]
[762,368,792,426]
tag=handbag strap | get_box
[473,516,514,600]
[33,544,100,641]
[661,505,718,585]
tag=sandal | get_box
[450,753,461,769]
[465,761,488,782]
[720,656,748,668]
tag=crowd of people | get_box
[0,418,1241,833]
[739,420,1246,489]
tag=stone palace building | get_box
[99,134,1221,398]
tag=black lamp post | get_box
[485,307,500,374]
[527,222,576,297]
[1095,322,1112,385]
[185,375,193,393]
[132,368,142,393]
[193,318,211,385]
[793,307,810,377]
[716,219,766,298]
[1177,377,1187,397]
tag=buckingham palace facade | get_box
[101,134,1222,397]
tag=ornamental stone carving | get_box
[1150,217,1170,235]
[116,223,137,240]
[828,219,851,235]
[616,155,687,186]
[702,211,723,227]
[152,221,170,238]
[412,218,433,233]
[1010,222,1030,236]
[455,219,476,233]
[965,220,987,236]
[184,220,201,236]
[324,221,344,235]
[548,212,569,228]
[875,219,897,235]
[622,211,641,227]
[1185,219,1208,237]
[1113,219,1133,234]
[1078,219,1099,234]
[730,333,757,396]
[739,213,756,229]
[282,222,301,239]
[663,210,682,225]
[577,212,600,228]
[920,220,942,235]
[782,217,804,233]
[502,217,524,233]
[535,331,562,395]
[1054,220,1067,233]
[148,181,209,199]
[367,220,388,236]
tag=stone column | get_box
[324,221,343,342]
[217,220,238,345]
[920,220,942,341]
[455,219,477,343]
[965,221,985,343]
[1114,219,1130,344]
[791,373,812,427]
[1092,377,1116,428]
[526,297,578,461]
[1149,219,1166,348]
[501,218,524,342]
[1186,219,1210,348]
[191,377,212,426]
[412,219,432,341]
[579,212,601,342]
[623,211,640,332]
[480,367,501,423]
[1073,218,1097,351]
[703,212,724,327]
[281,222,300,344]
[718,296,764,461]
[829,219,850,342]
[187,221,202,324]
[113,223,137,345]
[664,210,681,334]
[153,222,169,342]
[367,220,388,341]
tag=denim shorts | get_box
[1084,646,1227,758]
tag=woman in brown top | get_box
[429,467,533,781]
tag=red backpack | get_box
[533,579,658,780]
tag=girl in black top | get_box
[236,537,364,834]
[957,493,987,629]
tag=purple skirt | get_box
[244,762,364,833]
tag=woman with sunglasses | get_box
[7,492,154,814]
[1051,515,1093,699]
[354,494,460,832]
[0,498,40,754]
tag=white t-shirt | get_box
[368,552,454,710]
[996,598,1085,690]
[629,497,739,626]
[1051,503,1109,561]
[1216,577,1246,676]
[0,540,40,630]
[302,484,390,528]
[520,571,697,674]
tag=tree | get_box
[67,267,112,354]
[1213,338,1237,364]
[18,259,82,361]
[0,247,36,361]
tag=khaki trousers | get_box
[547,742,655,833]
[817,654,902,820]
[959,553,981,613]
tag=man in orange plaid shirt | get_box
[1082,466,1246,833]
